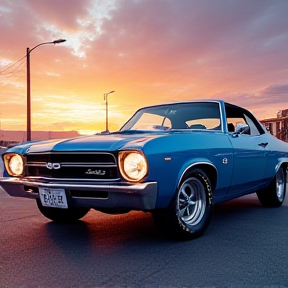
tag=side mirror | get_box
[236,124,250,135]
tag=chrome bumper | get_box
[0,178,158,211]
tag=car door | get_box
[225,104,266,195]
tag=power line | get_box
[0,54,27,75]
[0,58,26,94]
[1,58,25,76]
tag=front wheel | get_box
[152,168,213,240]
[256,166,286,207]
[36,199,90,222]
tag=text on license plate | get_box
[39,188,68,209]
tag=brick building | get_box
[260,109,288,142]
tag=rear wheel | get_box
[152,168,213,240]
[256,166,286,207]
[36,198,90,222]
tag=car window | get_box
[120,102,222,131]
[226,117,246,133]
[225,104,265,136]
[243,114,263,136]
[186,118,221,130]
[132,113,172,130]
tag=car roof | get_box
[138,99,225,110]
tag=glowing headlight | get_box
[4,154,24,176]
[119,151,148,182]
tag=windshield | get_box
[120,102,222,132]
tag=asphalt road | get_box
[0,184,288,288]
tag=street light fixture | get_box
[26,38,66,141]
[104,90,115,132]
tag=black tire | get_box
[256,166,286,207]
[36,198,90,222]
[152,168,213,240]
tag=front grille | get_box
[25,152,119,181]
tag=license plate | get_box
[39,188,68,209]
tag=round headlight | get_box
[119,151,148,182]
[7,154,24,176]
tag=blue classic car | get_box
[0,100,287,240]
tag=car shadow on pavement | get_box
[37,195,288,285]
[43,210,165,247]
[41,194,285,247]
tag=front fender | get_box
[176,158,216,188]
[146,154,220,209]
[176,158,218,191]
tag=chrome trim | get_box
[0,178,155,190]
[24,176,121,182]
[25,151,118,181]
[177,176,206,226]
[177,161,217,189]
[61,163,117,168]
[27,151,116,156]
[26,163,117,168]
[275,168,285,202]
[26,163,47,167]
[0,178,158,210]
[218,101,224,132]
[26,152,117,165]
[120,100,225,132]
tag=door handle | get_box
[258,142,268,148]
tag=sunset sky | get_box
[0,0,288,134]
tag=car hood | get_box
[8,132,167,154]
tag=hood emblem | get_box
[46,162,61,170]
[85,169,106,175]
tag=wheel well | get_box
[183,164,217,192]
[280,162,288,178]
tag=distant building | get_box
[0,130,81,147]
[260,109,288,142]
[277,109,288,118]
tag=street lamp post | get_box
[104,90,115,132]
[26,38,66,141]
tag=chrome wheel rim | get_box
[276,168,285,202]
[177,177,206,226]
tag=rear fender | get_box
[275,158,288,173]
[275,158,288,182]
